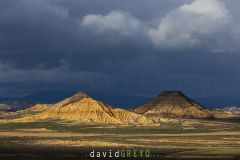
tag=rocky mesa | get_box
[134,91,239,119]
[135,91,213,119]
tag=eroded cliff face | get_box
[218,106,240,115]
[135,91,213,119]
[24,104,51,113]
[18,96,120,124]
[212,110,236,119]
[2,91,239,125]
[17,92,151,125]
[111,108,152,125]
[212,107,240,119]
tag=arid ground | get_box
[0,119,240,160]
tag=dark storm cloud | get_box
[0,0,240,98]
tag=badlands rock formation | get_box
[213,106,240,118]
[2,91,239,125]
[212,110,236,119]
[24,104,51,113]
[0,104,11,111]
[111,108,152,124]
[135,91,213,119]
[0,100,33,111]
[18,92,151,125]
[219,106,240,115]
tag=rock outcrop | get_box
[3,91,238,125]
[212,110,236,119]
[213,106,240,118]
[111,108,152,125]
[24,104,51,113]
[17,92,151,125]
[0,104,11,111]
[0,100,33,111]
[219,106,240,115]
[135,91,213,119]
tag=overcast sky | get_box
[0,0,240,98]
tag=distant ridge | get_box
[2,90,240,111]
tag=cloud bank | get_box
[1,0,240,98]
[148,0,232,48]
[82,11,141,36]
[82,0,238,51]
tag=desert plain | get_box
[0,119,240,160]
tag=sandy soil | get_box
[0,130,240,138]
[33,139,135,147]
[0,129,112,137]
